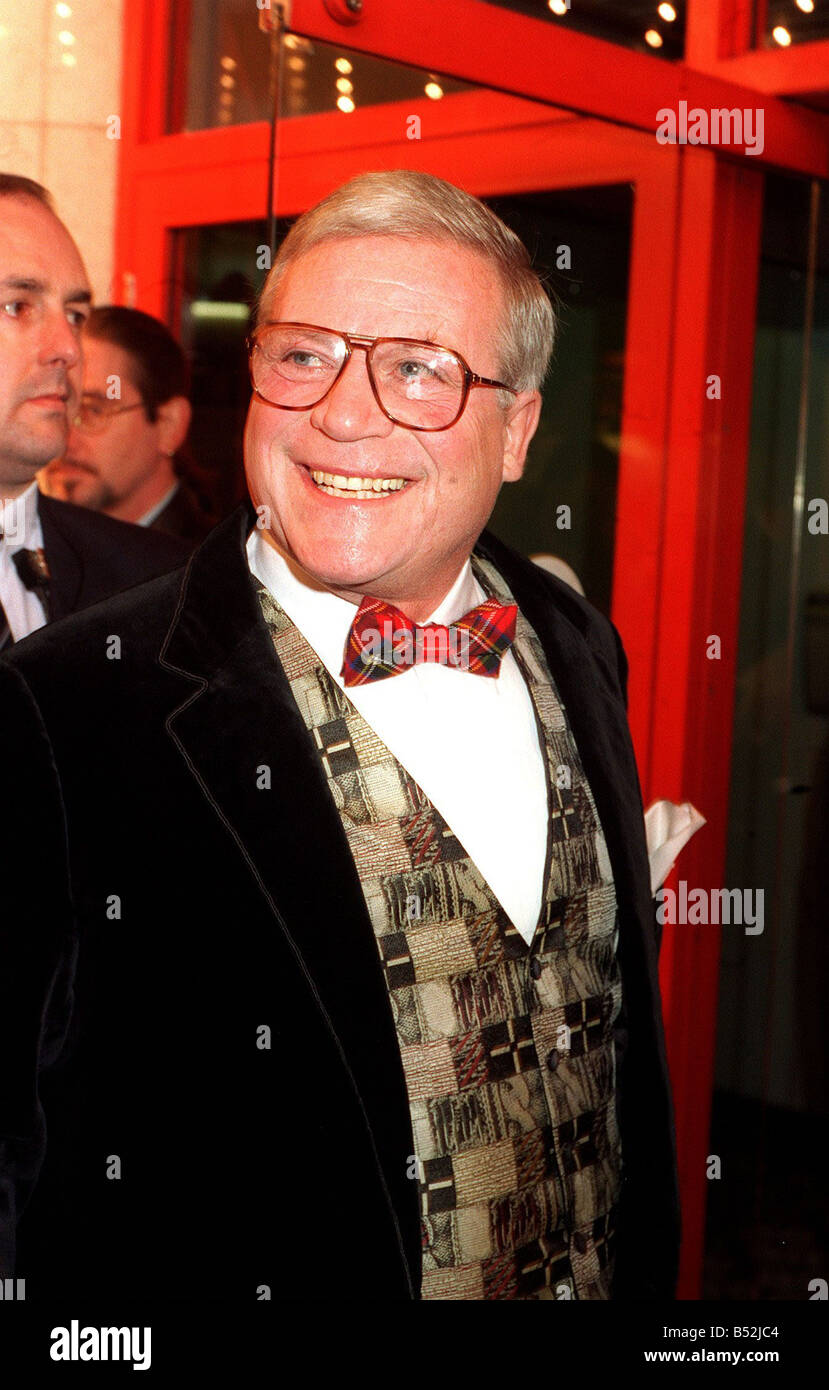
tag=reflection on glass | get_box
[705,174,829,1297]
[487,0,684,60]
[167,1,466,133]
[488,187,630,615]
[764,0,828,47]
[171,219,274,514]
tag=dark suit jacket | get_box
[0,501,680,1301]
[150,480,218,546]
[37,491,189,621]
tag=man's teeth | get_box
[309,469,408,498]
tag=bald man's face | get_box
[0,196,91,493]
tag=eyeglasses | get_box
[73,398,147,434]
[247,322,516,432]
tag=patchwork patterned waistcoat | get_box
[255,553,622,1300]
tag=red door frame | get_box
[115,0,804,1297]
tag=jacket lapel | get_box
[37,492,83,620]
[158,501,421,1294]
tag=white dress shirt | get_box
[138,483,179,528]
[0,480,48,642]
[247,527,550,944]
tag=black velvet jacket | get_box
[0,501,679,1301]
[37,491,188,619]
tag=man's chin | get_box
[292,552,401,599]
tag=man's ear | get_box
[501,390,542,483]
[156,396,191,457]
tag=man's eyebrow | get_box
[0,276,47,294]
[0,277,92,305]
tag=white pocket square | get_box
[644,800,707,895]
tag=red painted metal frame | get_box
[686,0,829,97]
[115,0,775,1299]
[284,0,829,177]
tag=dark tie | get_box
[0,543,51,649]
[341,595,518,687]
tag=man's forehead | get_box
[265,235,501,343]
[82,336,139,388]
[0,195,90,294]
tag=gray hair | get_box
[258,170,555,393]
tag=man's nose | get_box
[309,351,394,441]
[38,309,82,369]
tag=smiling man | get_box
[0,176,186,648]
[0,171,679,1303]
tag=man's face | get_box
[45,337,162,511]
[0,197,91,492]
[244,236,540,619]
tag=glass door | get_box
[706,175,829,1297]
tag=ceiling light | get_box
[657,3,676,20]
[644,28,663,47]
[547,0,569,14]
[287,55,305,71]
[336,77,353,94]
[60,50,76,66]
[55,2,72,16]
[220,56,237,70]
[337,95,355,113]
[772,24,792,45]
[424,81,443,99]
[335,57,353,74]
[190,301,250,322]
[57,29,75,44]
[795,0,814,12]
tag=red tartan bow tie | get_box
[341,595,518,687]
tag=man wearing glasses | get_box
[0,176,187,650]
[0,171,678,1302]
[42,306,216,545]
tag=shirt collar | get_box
[138,482,179,528]
[246,524,485,680]
[1,479,42,550]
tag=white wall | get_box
[0,0,124,301]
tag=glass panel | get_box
[488,186,631,615]
[167,3,467,133]
[705,174,829,1296]
[171,183,630,612]
[171,219,273,516]
[487,0,685,59]
[762,0,829,49]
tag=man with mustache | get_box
[0,175,187,650]
[0,171,678,1301]
[41,306,216,545]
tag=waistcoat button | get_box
[530,957,542,980]
[546,1048,560,1072]
[573,1232,589,1255]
